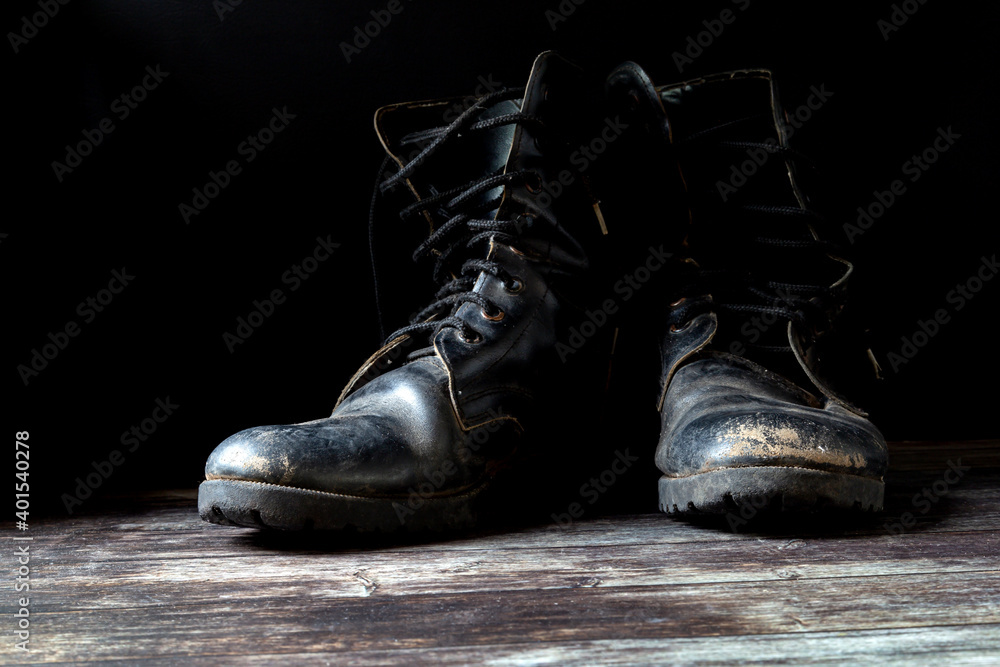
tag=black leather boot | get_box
[607,64,887,516]
[199,52,612,531]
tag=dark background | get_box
[8,0,998,514]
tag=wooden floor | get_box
[13,441,1000,666]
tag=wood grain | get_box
[4,439,998,665]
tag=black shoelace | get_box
[671,115,844,350]
[368,88,544,356]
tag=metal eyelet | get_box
[524,172,543,194]
[670,320,692,333]
[461,330,483,344]
[482,307,505,322]
[670,297,686,308]
[504,277,525,294]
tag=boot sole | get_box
[658,466,884,515]
[198,478,491,532]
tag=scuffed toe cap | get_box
[205,425,291,483]
[202,357,479,497]
[657,357,888,479]
[657,407,887,478]
[204,420,414,494]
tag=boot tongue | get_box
[374,94,521,214]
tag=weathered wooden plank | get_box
[19,571,1000,662]
[15,529,1000,611]
[8,440,996,665]
[48,624,1000,666]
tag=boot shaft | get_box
[607,63,876,413]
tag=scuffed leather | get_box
[205,52,610,500]
[657,305,717,411]
[657,354,887,479]
[654,69,870,414]
[206,356,510,496]
[609,64,890,483]
[436,243,554,429]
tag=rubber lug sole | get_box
[658,466,884,515]
[198,478,490,532]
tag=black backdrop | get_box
[8,0,999,514]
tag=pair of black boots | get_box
[199,52,887,532]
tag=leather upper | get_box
[656,353,887,479]
[205,52,611,498]
[206,355,510,496]
[605,62,888,481]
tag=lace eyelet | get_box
[461,330,483,344]
[524,172,543,194]
[482,307,505,322]
[670,320,692,334]
[504,277,525,294]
